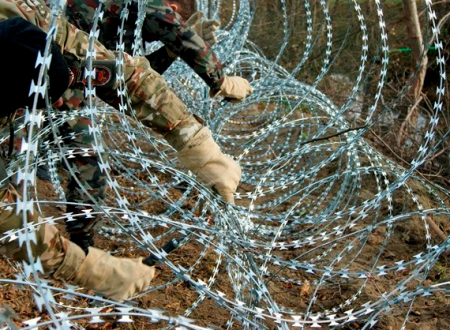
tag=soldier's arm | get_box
[61,0,224,90]
[144,4,225,92]
[54,15,202,149]
[0,0,205,150]
[145,46,177,74]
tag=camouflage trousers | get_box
[55,116,107,237]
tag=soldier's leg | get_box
[59,117,107,254]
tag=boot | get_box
[65,204,97,254]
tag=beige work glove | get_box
[54,244,155,302]
[186,11,220,46]
[177,127,241,204]
[210,76,253,102]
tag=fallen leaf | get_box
[300,280,310,297]
[164,302,180,309]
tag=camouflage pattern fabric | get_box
[59,118,107,208]
[64,0,225,90]
[0,0,204,151]
[0,184,67,274]
[0,0,206,255]
[0,109,106,249]
[5,112,107,213]
[0,120,68,269]
[52,116,107,245]
[144,45,177,75]
[60,51,203,150]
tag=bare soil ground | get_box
[0,166,449,329]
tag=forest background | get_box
[242,0,450,189]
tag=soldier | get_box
[64,0,252,100]
[0,16,154,302]
[3,0,248,255]
[64,1,218,253]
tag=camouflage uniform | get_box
[0,121,68,272]
[0,0,204,261]
[0,108,107,253]
[64,0,225,90]
[0,183,67,274]
[0,0,204,146]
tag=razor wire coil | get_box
[0,0,448,329]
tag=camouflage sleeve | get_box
[62,0,224,89]
[101,52,203,151]
[54,17,202,149]
[0,184,67,274]
[0,0,203,150]
[143,3,225,91]
[145,46,177,75]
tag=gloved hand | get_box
[55,244,155,302]
[186,11,220,46]
[177,127,241,203]
[210,76,253,103]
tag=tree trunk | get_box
[361,0,375,121]
[397,0,428,146]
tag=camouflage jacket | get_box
[0,0,205,151]
[64,0,225,92]
[0,0,133,106]
[0,1,169,109]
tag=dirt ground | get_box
[0,103,449,330]
[0,147,449,330]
